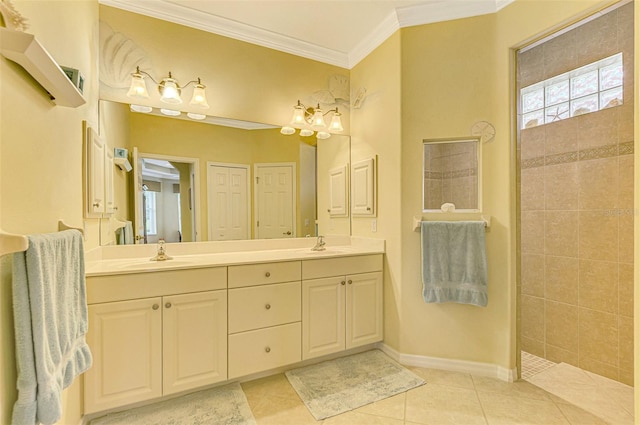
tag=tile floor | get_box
[240,363,622,425]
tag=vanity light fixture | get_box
[130,104,152,113]
[127,66,210,109]
[160,108,181,117]
[280,100,343,139]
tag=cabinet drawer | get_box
[228,322,301,378]
[87,267,227,304]
[228,261,301,288]
[302,254,383,280]
[228,282,301,333]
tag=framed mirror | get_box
[422,138,481,212]
[98,100,351,245]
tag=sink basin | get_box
[114,260,194,270]
[300,249,350,256]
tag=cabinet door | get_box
[346,272,383,349]
[84,297,162,414]
[302,276,345,360]
[162,290,227,395]
[104,147,115,214]
[87,127,105,215]
[328,165,348,217]
[351,157,376,216]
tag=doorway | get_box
[207,162,250,241]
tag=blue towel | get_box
[12,230,92,425]
[421,221,488,307]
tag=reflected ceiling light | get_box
[280,100,343,139]
[187,112,206,120]
[127,66,209,109]
[160,108,181,116]
[130,104,152,113]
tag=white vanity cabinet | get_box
[227,261,302,379]
[301,255,383,360]
[84,267,227,414]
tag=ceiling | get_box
[100,0,513,68]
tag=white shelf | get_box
[0,27,85,107]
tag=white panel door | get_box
[207,164,249,241]
[84,298,162,414]
[162,290,228,395]
[132,147,145,243]
[255,164,295,239]
[346,272,383,349]
[87,127,105,215]
[302,276,346,360]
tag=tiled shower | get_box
[518,2,634,385]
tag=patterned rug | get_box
[285,349,425,420]
[89,382,256,425]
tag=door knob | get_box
[283,231,292,235]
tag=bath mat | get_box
[285,349,425,420]
[89,382,256,425]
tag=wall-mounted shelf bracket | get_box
[0,27,85,107]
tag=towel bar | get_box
[413,215,491,232]
[58,220,84,236]
[0,220,84,257]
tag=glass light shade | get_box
[311,109,326,129]
[160,78,182,104]
[329,113,343,132]
[299,129,314,137]
[187,112,206,120]
[130,104,152,113]
[160,108,181,116]
[280,126,296,135]
[316,131,331,140]
[127,74,149,99]
[290,106,306,125]
[189,84,209,108]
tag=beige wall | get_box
[519,2,634,385]
[0,1,99,423]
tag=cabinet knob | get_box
[152,304,159,310]
[92,202,100,208]
[265,347,271,353]
[165,302,172,309]
[265,272,271,278]
[265,303,271,310]
[367,207,371,211]
[341,280,346,286]
[348,279,353,285]
[327,209,331,213]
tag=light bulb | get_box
[127,73,149,99]
[311,108,326,129]
[290,106,306,125]
[329,111,343,132]
[190,83,209,108]
[160,78,182,104]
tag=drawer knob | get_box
[265,272,271,277]
[165,302,172,309]
[265,347,271,353]
[348,279,353,285]
[265,303,271,310]
[341,280,346,286]
[152,304,159,310]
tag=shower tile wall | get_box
[518,3,633,386]
[423,142,478,210]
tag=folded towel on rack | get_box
[12,230,92,425]
[421,221,488,307]
[116,221,134,245]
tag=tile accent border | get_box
[522,141,634,170]
[424,167,478,179]
[377,343,517,383]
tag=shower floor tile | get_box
[521,351,556,380]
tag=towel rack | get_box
[111,217,128,230]
[413,215,491,232]
[58,220,84,236]
[0,220,84,257]
[0,230,29,257]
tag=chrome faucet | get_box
[311,235,326,251]
[150,239,173,261]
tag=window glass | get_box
[144,191,158,235]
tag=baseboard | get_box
[377,342,517,382]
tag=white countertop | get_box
[85,237,385,277]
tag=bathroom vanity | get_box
[83,237,384,414]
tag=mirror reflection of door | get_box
[254,163,296,239]
[207,163,250,241]
[132,148,198,243]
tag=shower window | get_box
[521,52,623,129]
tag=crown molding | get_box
[100,0,516,70]
[348,10,400,69]
[99,0,351,68]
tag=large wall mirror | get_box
[98,100,351,245]
[423,138,481,212]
